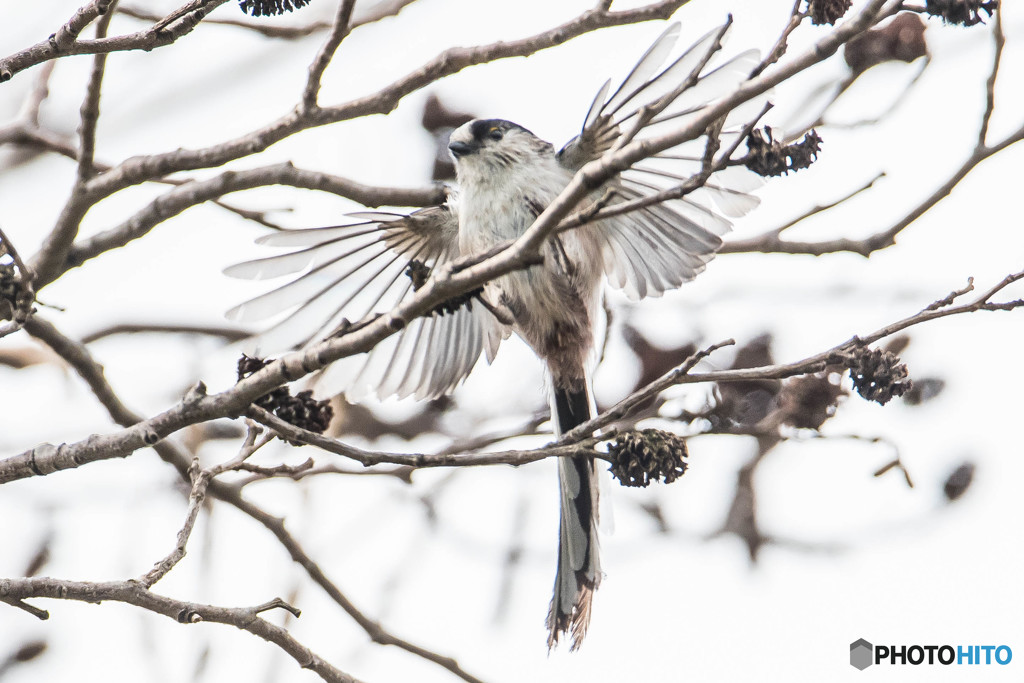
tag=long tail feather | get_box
[547,382,601,651]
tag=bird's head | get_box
[447,119,553,177]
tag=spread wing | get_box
[225,202,508,400]
[557,21,763,300]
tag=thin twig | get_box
[777,172,885,235]
[236,461,416,487]
[152,0,211,33]
[139,424,272,588]
[117,0,420,39]
[246,405,611,468]
[750,0,805,78]
[721,120,1024,257]
[978,8,1004,150]
[560,339,735,443]
[80,322,250,344]
[303,0,357,110]
[137,456,208,588]
[77,1,117,182]
[21,62,57,127]
[559,102,771,234]
[721,172,885,251]
[48,0,111,52]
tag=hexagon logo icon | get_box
[850,639,873,670]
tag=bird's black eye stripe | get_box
[471,118,531,144]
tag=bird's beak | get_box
[448,140,477,159]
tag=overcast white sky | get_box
[1,1,1022,682]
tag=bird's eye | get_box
[487,128,503,141]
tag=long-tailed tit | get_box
[227,21,761,650]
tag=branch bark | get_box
[5,269,1020,485]
[30,0,695,290]
[722,10,1016,258]
[562,270,1024,443]
[15,315,488,683]
[64,163,445,272]
[0,0,230,82]
[117,0,421,39]
[0,577,361,683]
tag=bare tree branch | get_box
[15,315,489,683]
[750,0,805,78]
[560,269,1024,443]
[560,339,735,443]
[64,163,445,272]
[725,10,1016,258]
[303,0,357,110]
[6,268,1020,485]
[0,577,362,683]
[117,0,421,39]
[22,316,143,429]
[139,424,272,589]
[978,7,1004,149]
[79,322,251,344]
[235,460,416,486]
[19,61,56,127]
[246,406,611,468]
[0,4,1018,677]
[218,483,489,683]
[30,0,113,58]
[0,0,230,82]
[26,0,881,294]
[0,122,317,232]
[0,0,915,468]
[76,1,117,182]
[0,122,79,164]
[721,119,1024,257]
[138,456,209,589]
[71,1,697,223]
[720,172,885,254]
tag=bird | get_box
[226,20,761,650]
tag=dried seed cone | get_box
[607,429,689,488]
